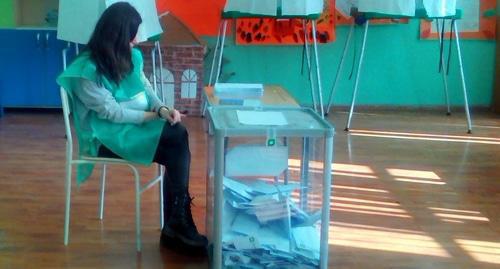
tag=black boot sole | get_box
[160,232,208,256]
[161,225,208,248]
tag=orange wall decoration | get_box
[235,0,335,45]
[156,0,225,36]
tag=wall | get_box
[0,0,15,27]
[203,20,496,107]
[492,3,500,112]
[157,0,496,108]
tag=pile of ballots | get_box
[222,176,322,268]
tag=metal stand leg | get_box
[158,165,164,229]
[215,20,228,85]
[452,20,473,133]
[436,19,451,115]
[283,137,289,185]
[209,21,224,86]
[63,148,72,245]
[303,20,318,113]
[311,20,325,118]
[326,23,354,116]
[151,44,158,94]
[300,137,310,210]
[213,134,225,269]
[98,164,107,220]
[157,42,165,103]
[320,136,333,269]
[345,21,369,131]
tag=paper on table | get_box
[358,0,416,16]
[237,110,288,126]
[281,0,324,16]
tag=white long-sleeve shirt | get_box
[71,72,164,134]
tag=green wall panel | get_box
[203,20,496,107]
[0,0,15,27]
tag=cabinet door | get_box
[0,29,45,107]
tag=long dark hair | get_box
[87,2,142,84]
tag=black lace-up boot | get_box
[160,191,208,249]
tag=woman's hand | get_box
[159,107,185,125]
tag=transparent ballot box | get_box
[206,106,334,269]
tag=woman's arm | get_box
[75,78,158,124]
[140,71,164,112]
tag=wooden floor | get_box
[0,110,499,269]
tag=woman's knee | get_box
[173,123,188,140]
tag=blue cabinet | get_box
[0,29,72,109]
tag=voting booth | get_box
[206,106,334,268]
[208,0,328,116]
[328,0,473,133]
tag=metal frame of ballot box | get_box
[326,9,473,133]
[207,9,326,117]
[206,106,334,269]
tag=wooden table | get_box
[203,85,299,108]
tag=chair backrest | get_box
[60,87,75,154]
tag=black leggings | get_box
[98,122,191,193]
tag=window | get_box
[181,69,197,99]
[150,68,175,108]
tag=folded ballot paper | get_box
[222,176,322,268]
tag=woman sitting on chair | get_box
[57,2,207,252]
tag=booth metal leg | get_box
[346,21,369,131]
[326,23,355,116]
[209,21,224,86]
[311,21,325,118]
[436,19,451,115]
[453,20,473,133]
[215,20,228,85]
[303,20,318,114]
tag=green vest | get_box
[57,48,165,184]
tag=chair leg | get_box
[64,158,72,245]
[158,164,164,229]
[99,164,107,220]
[134,168,142,252]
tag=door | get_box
[0,29,45,107]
